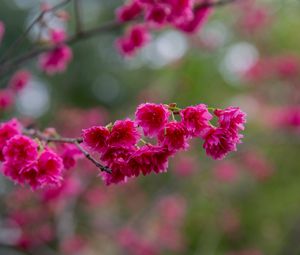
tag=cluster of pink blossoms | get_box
[0,103,245,188]
[116,0,213,56]
[0,119,81,189]
[82,103,246,185]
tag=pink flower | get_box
[60,144,83,169]
[203,127,238,160]
[146,5,169,26]
[240,5,270,34]
[36,149,64,187]
[0,119,21,161]
[180,104,212,137]
[274,55,300,79]
[100,147,134,185]
[127,145,171,176]
[3,135,38,164]
[177,5,212,33]
[173,155,198,177]
[2,135,38,184]
[116,1,143,22]
[116,25,151,56]
[49,28,67,44]
[158,195,186,223]
[107,119,140,149]
[243,151,273,181]
[19,161,40,188]
[39,44,72,75]
[214,107,246,139]
[117,227,159,255]
[2,161,24,183]
[0,21,5,43]
[82,126,110,153]
[158,122,188,152]
[8,70,31,92]
[135,103,170,137]
[0,89,14,110]
[101,169,127,186]
[214,161,239,183]
[166,0,194,26]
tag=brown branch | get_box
[74,142,112,174]
[0,0,237,77]
[23,128,112,174]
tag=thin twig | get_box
[74,142,112,174]
[23,128,112,174]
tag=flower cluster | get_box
[82,103,246,185]
[0,119,64,189]
[0,103,245,188]
[116,0,213,56]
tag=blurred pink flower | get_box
[173,154,198,177]
[8,69,31,92]
[214,161,239,183]
[39,44,72,75]
[0,21,5,43]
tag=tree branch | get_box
[0,0,237,77]
[23,128,112,174]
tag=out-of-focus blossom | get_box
[0,20,5,44]
[8,70,31,92]
[173,154,198,177]
[116,25,151,56]
[214,161,239,183]
[0,89,14,110]
[242,151,273,181]
[39,44,73,75]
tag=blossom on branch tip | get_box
[203,127,238,160]
[214,107,246,140]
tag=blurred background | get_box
[0,0,300,254]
